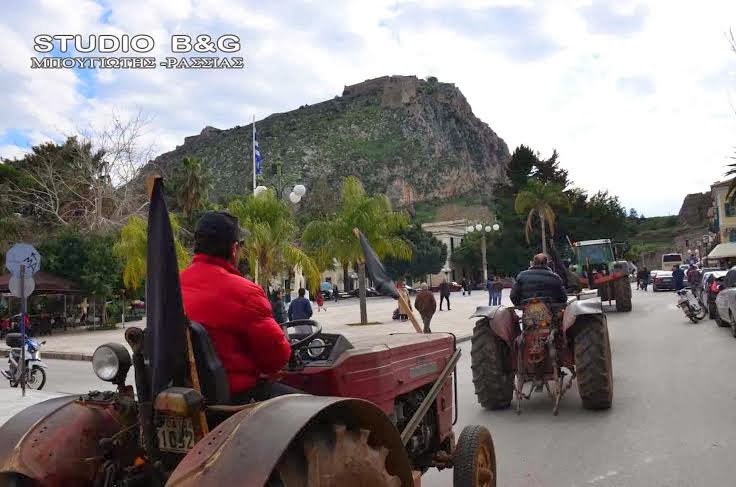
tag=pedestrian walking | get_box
[485,276,493,305]
[491,275,504,306]
[687,265,701,288]
[316,291,327,312]
[461,278,467,296]
[332,284,339,303]
[397,282,412,321]
[288,288,313,321]
[414,283,437,333]
[270,289,287,324]
[672,265,685,291]
[439,279,451,311]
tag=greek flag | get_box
[254,130,263,175]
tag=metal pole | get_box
[252,114,256,192]
[481,232,488,282]
[19,265,26,397]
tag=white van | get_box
[661,253,683,271]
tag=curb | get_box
[0,349,92,362]
[0,333,473,363]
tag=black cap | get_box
[194,211,249,245]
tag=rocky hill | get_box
[678,192,711,226]
[149,75,510,205]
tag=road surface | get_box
[3,288,736,486]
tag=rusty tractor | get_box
[0,320,496,486]
[470,295,613,415]
[572,239,632,312]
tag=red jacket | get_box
[180,254,291,395]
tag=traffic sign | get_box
[5,243,41,275]
[8,275,35,298]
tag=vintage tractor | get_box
[470,295,613,415]
[0,321,496,486]
[571,239,632,312]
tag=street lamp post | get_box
[466,222,501,282]
[254,159,307,203]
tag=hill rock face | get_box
[678,192,711,226]
[151,75,510,205]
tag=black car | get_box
[652,271,675,291]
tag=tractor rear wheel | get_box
[614,278,632,312]
[270,423,401,487]
[453,425,496,487]
[574,315,613,410]
[471,320,513,410]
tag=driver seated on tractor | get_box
[180,210,300,404]
[510,253,568,306]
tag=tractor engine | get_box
[393,386,437,463]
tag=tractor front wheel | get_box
[471,320,514,410]
[614,279,632,312]
[574,315,613,410]
[453,425,496,487]
[271,423,401,487]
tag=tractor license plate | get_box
[156,416,195,453]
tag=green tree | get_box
[169,156,212,224]
[514,180,570,255]
[302,176,411,325]
[383,224,447,281]
[113,214,190,295]
[229,190,320,291]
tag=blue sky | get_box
[1,0,735,217]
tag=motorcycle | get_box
[677,287,707,324]
[0,333,47,390]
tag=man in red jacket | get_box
[180,211,296,403]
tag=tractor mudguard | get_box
[469,306,520,347]
[0,395,135,486]
[562,298,604,337]
[166,394,414,487]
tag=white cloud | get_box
[0,0,735,216]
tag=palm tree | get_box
[113,214,190,321]
[302,177,411,325]
[171,156,212,224]
[229,190,320,291]
[514,179,570,255]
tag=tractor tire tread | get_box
[470,320,513,410]
[574,315,613,410]
[453,425,496,487]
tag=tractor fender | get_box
[469,306,520,347]
[0,395,134,486]
[563,298,604,337]
[166,394,414,487]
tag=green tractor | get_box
[571,238,632,312]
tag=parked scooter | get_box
[677,287,707,324]
[0,333,47,390]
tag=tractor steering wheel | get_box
[280,319,323,351]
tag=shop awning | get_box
[0,272,81,294]
[707,243,736,260]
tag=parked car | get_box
[348,287,380,298]
[698,270,728,306]
[704,273,728,324]
[652,270,675,291]
[714,267,736,334]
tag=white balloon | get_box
[492,223,500,231]
[289,192,301,203]
[475,223,482,231]
[254,185,268,196]
[484,225,492,233]
[293,184,307,197]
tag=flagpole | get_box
[252,114,256,192]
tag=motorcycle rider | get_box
[510,253,568,306]
[180,211,297,404]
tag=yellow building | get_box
[711,180,736,243]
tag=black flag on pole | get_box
[357,230,399,299]
[145,176,188,395]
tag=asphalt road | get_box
[4,288,736,486]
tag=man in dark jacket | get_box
[672,265,686,291]
[271,289,287,324]
[510,254,568,306]
[414,283,437,333]
[180,211,295,404]
[439,279,451,311]
[288,288,313,321]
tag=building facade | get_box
[711,180,736,244]
[421,219,469,286]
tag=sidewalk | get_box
[0,389,66,425]
[0,290,511,361]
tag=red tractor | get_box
[0,320,496,486]
[470,296,613,415]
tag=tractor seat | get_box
[188,322,230,405]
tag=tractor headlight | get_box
[307,338,326,358]
[92,343,132,384]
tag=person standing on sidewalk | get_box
[332,283,339,303]
[288,288,313,321]
[397,281,412,321]
[439,279,451,311]
[414,283,437,333]
[270,289,287,324]
[491,275,504,306]
[485,276,493,305]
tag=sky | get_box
[1,0,735,217]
